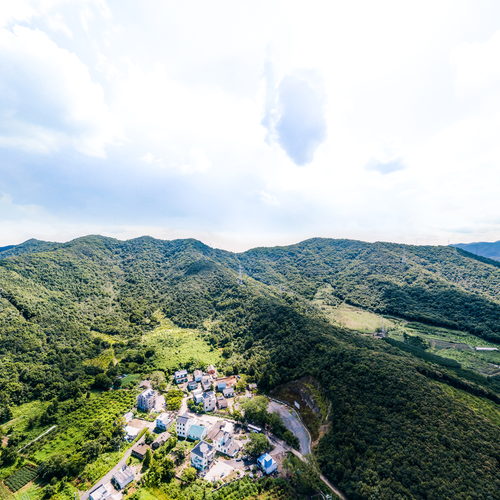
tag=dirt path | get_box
[18,425,57,453]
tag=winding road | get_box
[268,400,311,455]
[267,399,346,499]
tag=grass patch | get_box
[142,320,221,372]
[439,384,500,426]
[0,482,13,500]
[5,402,49,432]
[90,331,123,344]
[80,450,123,486]
[314,298,394,333]
[84,348,116,370]
[120,373,142,389]
[12,481,43,500]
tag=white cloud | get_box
[451,30,500,98]
[0,24,118,156]
[0,0,499,248]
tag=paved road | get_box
[268,400,311,455]
[80,420,155,499]
[80,444,136,500]
[268,433,346,500]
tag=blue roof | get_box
[188,424,206,439]
[257,453,273,466]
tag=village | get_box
[84,365,294,500]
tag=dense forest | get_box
[0,235,499,498]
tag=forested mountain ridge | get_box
[0,235,499,499]
[240,238,500,340]
[2,235,499,339]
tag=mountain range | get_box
[0,235,499,499]
[452,240,500,261]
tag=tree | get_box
[0,406,12,424]
[166,389,184,411]
[143,456,175,486]
[235,375,248,393]
[150,371,166,390]
[144,430,154,445]
[245,433,271,457]
[143,448,153,469]
[0,446,16,466]
[181,466,197,483]
[93,373,113,390]
[172,447,186,466]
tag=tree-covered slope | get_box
[0,235,499,499]
[240,238,500,340]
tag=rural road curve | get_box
[268,400,311,455]
[79,439,141,500]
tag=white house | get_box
[155,412,172,432]
[137,388,156,411]
[174,369,188,383]
[89,484,111,500]
[215,430,240,457]
[176,415,192,438]
[202,391,216,412]
[222,386,235,398]
[257,453,278,474]
[124,425,140,441]
[201,375,212,391]
[190,441,215,470]
[193,369,203,382]
[192,388,203,404]
[112,465,135,490]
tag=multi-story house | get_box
[202,391,216,412]
[137,388,156,411]
[190,441,215,470]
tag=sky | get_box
[0,0,499,251]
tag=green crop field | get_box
[142,319,222,372]
[31,391,136,462]
[388,321,500,376]
[4,466,38,492]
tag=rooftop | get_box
[192,440,214,458]
[113,465,134,486]
[89,484,109,500]
[177,415,190,424]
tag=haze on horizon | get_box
[1,0,499,252]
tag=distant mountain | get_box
[452,241,500,261]
[0,238,57,259]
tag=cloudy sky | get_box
[0,0,499,250]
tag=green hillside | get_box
[0,235,499,499]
